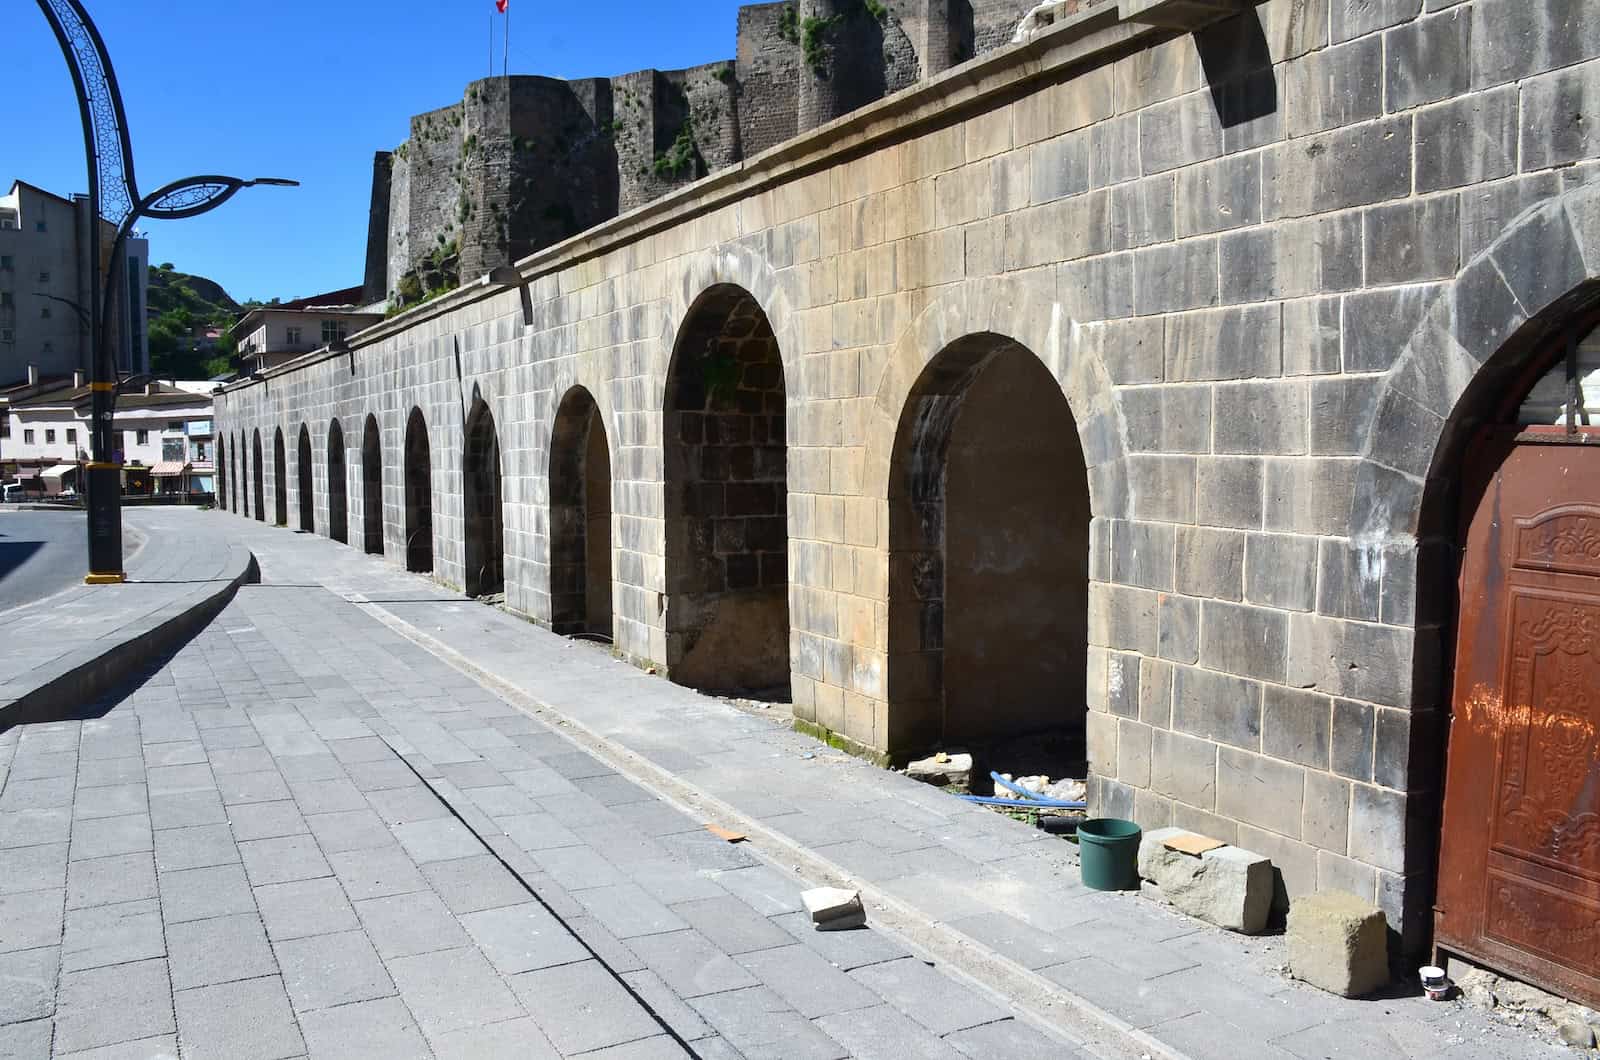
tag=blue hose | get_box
[957,794,1087,809]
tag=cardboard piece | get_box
[1162,831,1226,857]
[704,823,747,843]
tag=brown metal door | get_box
[1438,432,1600,1003]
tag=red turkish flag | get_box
[495,0,507,10]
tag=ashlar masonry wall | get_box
[217,0,1600,953]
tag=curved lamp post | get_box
[35,0,296,583]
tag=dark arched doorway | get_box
[463,399,503,597]
[886,334,1090,764]
[237,431,248,518]
[217,437,227,511]
[549,387,612,638]
[362,415,383,555]
[252,430,265,522]
[273,428,288,526]
[297,424,315,532]
[662,285,789,693]
[404,408,433,573]
[327,419,348,544]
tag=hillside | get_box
[147,263,241,380]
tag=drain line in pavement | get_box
[378,737,704,1059]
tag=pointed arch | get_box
[297,424,315,532]
[549,386,612,637]
[463,398,503,597]
[404,407,433,573]
[362,414,383,555]
[273,428,288,526]
[327,419,348,544]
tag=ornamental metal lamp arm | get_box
[33,0,295,584]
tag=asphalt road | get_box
[0,510,96,612]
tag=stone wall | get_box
[220,0,1600,958]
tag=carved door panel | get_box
[1438,434,1600,1004]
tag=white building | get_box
[0,179,149,386]
[2,371,214,495]
[229,285,381,375]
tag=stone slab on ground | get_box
[1287,891,1390,998]
[1138,826,1273,934]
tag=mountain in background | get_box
[147,263,242,380]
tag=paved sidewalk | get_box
[0,509,1574,1058]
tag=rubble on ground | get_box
[905,751,973,789]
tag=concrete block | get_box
[801,886,865,930]
[1137,827,1274,933]
[1415,87,1518,194]
[1287,891,1389,996]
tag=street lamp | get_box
[34,0,297,583]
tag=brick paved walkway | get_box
[0,510,1573,1059]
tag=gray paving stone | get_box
[579,1036,694,1059]
[425,1014,561,1060]
[77,754,150,786]
[1,775,76,810]
[327,844,428,901]
[529,844,628,890]
[0,1019,53,1060]
[153,824,239,872]
[72,782,149,820]
[436,760,510,789]
[708,865,807,916]
[391,817,482,864]
[0,806,71,848]
[206,746,276,775]
[159,863,257,924]
[64,851,157,909]
[0,843,67,896]
[287,777,366,815]
[254,877,358,940]
[466,784,541,818]
[69,812,152,860]
[950,911,1082,971]
[509,958,663,1055]
[387,946,525,1036]
[343,759,417,792]
[366,785,451,826]
[298,996,432,1060]
[575,882,690,939]
[54,957,174,1054]
[0,889,63,953]
[573,773,657,806]
[503,765,580,798]
[945,1017,1095,1058]
[620,968,713,1041]
[769,911,914,971]
[498,811,582,852]
[419,853,529,913]
[850,957,1008,1036]
[689,985,847,1060]
[459,900,589,973]
[624,928,759,999]
[239,835,331,886]
[167,913,279,990]
[217,770,291,806]
[672,895,793,955]
[0,946,59,1024]
[273,929,395,1012]
[273,753,344,782]
[815,1003,968,1059]
[149,790,226,830]
[353,890,470,958]
[1040,955,1200,1029]
[737,943,883,1018]
[62,897,166,970]
[173,974,304,1060]
[145,763,216,796]
[566,914,647,974]
[226,800,309,842]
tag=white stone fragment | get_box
[801,887,865,931]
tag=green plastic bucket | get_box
[1077,818,1142,891]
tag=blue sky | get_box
[7,0,747,305]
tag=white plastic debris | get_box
[801,887,866,931]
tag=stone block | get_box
[1214,381,1308,455]
[1197,457,1264,529]
[1220,214,1362,303]
[1201,599,1290,682]
[1159,592,1201,664]
[1137,827,1274,933]
[1217,747,1306,838]
[1244,533,1318,610]
[1284,35,1382,138]
[1490,205,1589,324]
[1282,297,1343,376]
[1151,728,1219,808]
[1139,92,1223,175]
[905,752,972,788]
[1112,520,1176,591]
[1127,455,1197,523]
[1140,657,1175,727]
[1262,117,1412,221]
[1342,284,1443,373]
[1309,377,1380,457]
[1471,0,1600,89]
[1264,458,1357,536]
[1176,526,1244,602]
[1460,171,1560,259]
[1316,538,1383,622]
[1108,650,1143,719]
[1164,304,1282,382]
[1262,686,1332,768]
[1121,0,1250,30]
[1364,197,1459,285]
[1110,174,1176,250]
[1123,385,1213,453]
[1348,783,1406,873]
[1287,891,1389,997]
[1176,153,1262,237]
[1135,240,1220,315]
[1330,698,1376,782]
[1087,317,1165,386]
[1172,664,1262,748]
[1415,87,1518,194]
[1330,0,1421,43]
[1302,770,1351,852]
[1384,8,1470,110]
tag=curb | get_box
[358,598,1188,1060]
[0,546,260,731]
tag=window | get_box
[321,320,347,344]
[45,429,55,444]
[66,429,76,445]
[1,329,12,343]
[24,430,34,444]
[0,255,11,269]
[166,420,182,432]
[40,306,50,319]
[37,271,49,284]
[192,439,210,462]
[162,437,186,462]
[285,326,302,345]
[0,292,12,306]
[136,429,149,445]
[34,221,46,233]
